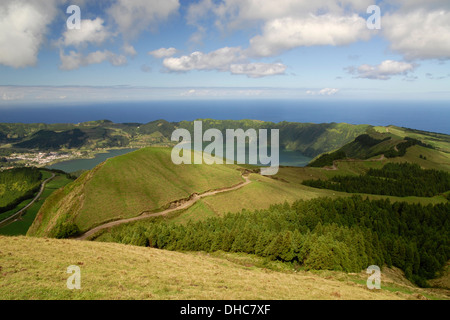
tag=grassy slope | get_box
[378,125,450,153]
[2,236,447,300]
[28,147,244,236]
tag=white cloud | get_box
[62,18,112,47]
[163,47,286,78]
[180,88,264,97]
[306,88,340,96]
[107,0,180,40]
[0,0,60,68]
[59,50,127,70]
[186,0,373,57]
[149,47,178,58]
[248,14,370,57]
[163,47,244,72]
[189,0,372,31]
[230,63,286,78]
[347,60,416,80]
[2,92,24,101]
[383,9,450,60]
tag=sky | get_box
[0,0,449,104]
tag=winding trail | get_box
[75,175,251,241]
[324,154,386,171]
[0,173,55,228]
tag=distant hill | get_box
[309,125,450,168]
[0,120,370,158]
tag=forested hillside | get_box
[99,196,450,287]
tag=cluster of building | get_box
[5,152,80,166]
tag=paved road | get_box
[76,175,252,241]
[0,173,56,227]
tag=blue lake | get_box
[46,147,312,173]
[46,148,138,173]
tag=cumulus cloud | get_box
[162,47,286,78]
[306,88,340,96]
[248,14,370,57]
[149,47,178,59]
[383,9,450,60]
[189,0,372,31]
[163,47,245,72]
[230,63,286,78]
[0,0,60,68]
[186,0,374,58]
[61,18,112,47]
[108,0,180,40]
[346,60,416,80]
[59,50,127,70]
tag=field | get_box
[1,236,447,300]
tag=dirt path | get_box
[0,173,55,228]
[75,175,252,241]
[324,154,386,171]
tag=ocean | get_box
[0,99,449,134]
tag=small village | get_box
[0,151,82,170]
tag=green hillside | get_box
[27,147,244,238]
[2,236,447,300]
[309,125,450,168]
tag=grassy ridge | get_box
[2,236,447,300]
[309,125,450,168]
[28,147,244,237]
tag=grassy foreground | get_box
[1,236,447,300]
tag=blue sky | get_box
[0,0,449,103]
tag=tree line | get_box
[303,163,450,197]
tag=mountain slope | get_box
[27,147,244,237]
[2,236,447,300]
